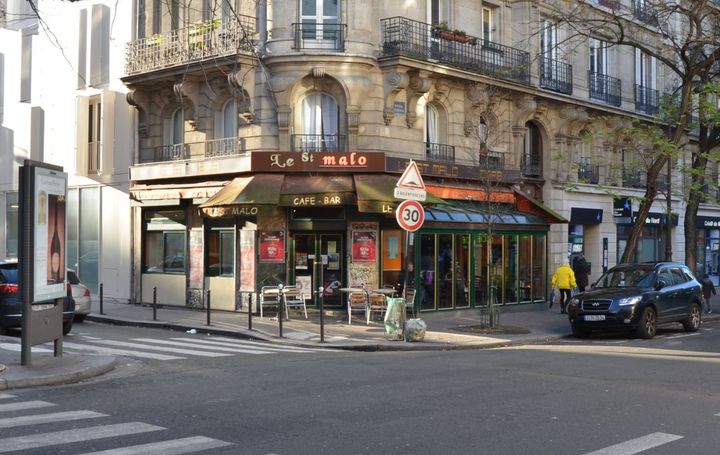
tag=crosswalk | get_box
[0,335,333,362]
[0,393,232,454]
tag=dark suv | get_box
[0,260,75,335]
[567,262,703,339]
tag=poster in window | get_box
[240,230,255,292]
[33,166,68,302]
[295,253,308,270]
[352,230,377,262]
[327,253,340,270]
[259,230,285,263]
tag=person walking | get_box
[572,254,590,293]
[700,273,716,314]
[551,262,577,314]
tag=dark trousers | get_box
[559,288,572,312]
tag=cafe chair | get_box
[259,286,281,319]
[347,291,369,325]
[403,287,417,316]
[367,293,388,323]
[282,285,307,320]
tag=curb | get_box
[0,357,117,391]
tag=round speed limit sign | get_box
[396,200,425,232]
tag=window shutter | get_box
[101,90,116,175]
[76,96,90,176]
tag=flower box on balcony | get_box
[432,28,477,45]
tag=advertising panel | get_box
[259,230,285,263]
[352,230,377,262]
[33,166,68,302]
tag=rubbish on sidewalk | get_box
[384,297,406,340]
[405,318,426,342]
[186,329,197,334]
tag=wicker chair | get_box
[367,293,388,323]
[347,291,369,325]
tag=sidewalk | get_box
[2,294,719,390]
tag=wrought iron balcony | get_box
[635,84,660,116]
[588,71,622,107]
[622,168,646,188]
[478,151,505,172]
[125,15,256,76]
[292,22,346,51]
[521,154,542,178]
[539,56,573,95]
[426,142,455,164]
[291,134,347,153]
[381,17,531,85]
[577,163,599,184]
[595,0,620,10]
[138,137,246,164]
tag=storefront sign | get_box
[630,211,679,226]
[259,230,285,263]
[281,193,353,207]
[386,156,481,181]
[202,206,262,217]
[252,152,385,172]
[352,230,377,262]
[697,216,720,228]
[570,208,603,225]
[613,197,632,217]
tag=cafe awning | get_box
[279,175,355,206]
[130,181,228,203]
[353,174,444,213]
[515,190,567,223]
[199,174,284,217]
[424,200,548,227]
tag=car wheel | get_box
[682,303,702,332]
[636,307,657,339]
[74,314,86,323]
[571,325,589,338]
[62,320,73,336]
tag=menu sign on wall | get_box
[259,230,285,263]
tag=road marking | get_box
[0,394,15,400]
[87,339,233,357]
[665,333,700,339]
[0,422,164,453]
[131,338,276,355]
[62,342,185,360]
[182,337,328,352]
[716,412,720,417]
[0,400,55,413]
[0,410,106,428]
[76,435,233,455]
[0,342,53,353]
[583,432,683,455]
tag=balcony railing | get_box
[426,142,456,164]
[588,71,622,107]
[521,154,542,178]
[539,56,573,95]
[139,137,245,164]
[125,15,256,76]
[622,168,646,188]
[635,84,660,116]
[293,22,346,51]
[632,1,657,24]
[381,17,531,85]
[291,134,347,153]
[596,0,620,10]
[478,151,505,171]
[577,163,599,184]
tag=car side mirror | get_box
[655,280,667,290]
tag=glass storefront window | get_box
[66,189,79,273]
[504,235,518,303]
[474,234,490,306]
[79,187,100,292]
[455,233,470,308]
[144,209,186,274]
[5,193,18,257]
[490,235,504,303]
[381,230,403,290]
[437,234,453,309]
[419,233,436,311]
[518,235,532,303]
[207,229,234,277]
[532,235,546,301]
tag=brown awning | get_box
[279,175,355,206]
[515,190,567,223]
[353,174,444,213]
[199,174,284,217]
[130,181,228,201]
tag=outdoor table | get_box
[372,288,397,296]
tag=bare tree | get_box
[542,0,720,264]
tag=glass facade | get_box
[5,193,18,257]
[65,188,99,292]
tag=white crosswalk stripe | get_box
[583,432,684,455]
[0,410,106,429]
[0,393,15,399]
[0,400,55,413]
[76,435,233,455]
[175,336,334,352]
[86,339,234,357]
[132,338,277,355]
[62,341,186,360]
[0,342,54,353]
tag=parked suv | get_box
[567,262,703,339]
[0,260,75,335]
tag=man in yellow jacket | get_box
[551,262,577,314]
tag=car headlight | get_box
[570,297,580,305]
[618,296,642,307]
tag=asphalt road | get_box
[1,319,719,454]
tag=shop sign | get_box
[386,156,479,180]
[630,211,678,226]
[285,193,348,207]
[352,230,377,262]
[697,216,720,228]
[252,151,385,172]
[613,197,632,217]
[203,206,260,217]
[259,231,285,263]
[570,207,603,225]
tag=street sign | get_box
[396,200,425,232]
[396,160,426,201]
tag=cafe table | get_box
[372,288,397,297]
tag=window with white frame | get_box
[634,49,656,89]
[300,92,340,152]
[428,0,450,26]
[87,95,102,174]
[482,6,495,43]
[589,38,610,76]
[539,19,557,60]
[301,0,340,42]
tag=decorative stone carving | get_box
[277,106,291,131]
[347,107,360,131]
[382,70,409,125]
[513,94,538,127]
[558,106,589,137]
[433,79,450,102]
[405,71,432,128]
[312,66,326,79]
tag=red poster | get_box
[259,230,285,263]
[352,230,377,262]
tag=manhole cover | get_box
[451,325,531,335]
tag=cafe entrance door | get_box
[291,233,344,307]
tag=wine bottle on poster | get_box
[50,197,61,284]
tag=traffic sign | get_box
[396,200,425,232]
[394,186,426,201]
[396,160,426,190]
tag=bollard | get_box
[152,286,157,321]
[318,286,325,343]
[247,291,252,331]
[99,283,104,315]
[277,284,284,338]
[206,289,211,326]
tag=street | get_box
[0,319,719,454]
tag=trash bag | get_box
[405,318,426,342]
[384,297,406,341]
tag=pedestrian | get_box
[572,254,590,293]
[700,273,716,314]
[551,262,577,314]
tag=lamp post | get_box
[665,158,673,261]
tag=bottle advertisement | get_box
[33,166,68,303]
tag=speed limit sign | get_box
[396,200,425,232]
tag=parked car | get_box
[0,260,75,335]
[567,262,703,339]
[67,269,91,322]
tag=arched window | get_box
[425,103,450,162]
[162,108,185,160]
[299,92,341,152]
[172,108,184,145]
[222,99,237,139]
[522,122,542,177]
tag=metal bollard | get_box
[318,286,325,343]
[152,286,157,321]
[206,289,211,326]
[247,291,252,331]
[277,284,284,338]
[99,283,104,315]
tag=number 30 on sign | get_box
[395,200,425,232]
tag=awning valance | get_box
[130,181,229,201]
[279,175,355,206]
[353,174,444,213]
[199,174,284,217]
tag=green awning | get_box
[200,174,284,217]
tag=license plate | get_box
[32,303,54,311]
[584,315,605,321]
